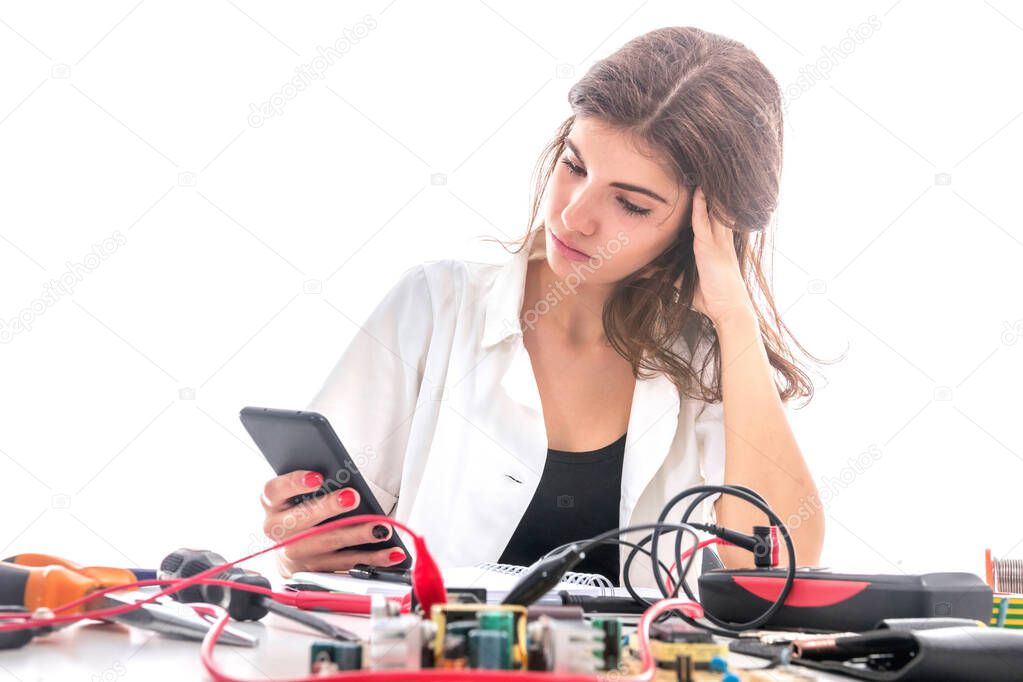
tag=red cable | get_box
[0,577,386,630]
[2,515,707,682]
[198,597,704,682]
[663,537,725,593]
[0,514,433,633]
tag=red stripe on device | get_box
[732,576,871,607]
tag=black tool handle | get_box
[0,606,37,650]
[159,549,270,621]
[0,563,29,608]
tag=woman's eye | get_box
[560,157,652,218]
[560,158,584,176]
[618,197,651,217]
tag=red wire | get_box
[198,596,704,682]
[2,515,707,682]
[0,577,371,629]
[663,537,726,593]
[0,514,429,633]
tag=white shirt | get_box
[307,226,728,592]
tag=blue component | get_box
[709,654,729,672]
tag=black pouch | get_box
[794,626,1023,681]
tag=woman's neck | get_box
[521,258,615,348]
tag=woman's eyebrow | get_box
[565,137,670,205]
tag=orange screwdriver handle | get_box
[0,562,100,615]
[4,554,137,589]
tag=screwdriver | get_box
[0,557,256,649]
[4,553,156,582]
[159,548,358,641]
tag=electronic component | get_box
[526,604,586,621]
[309,641,362,674]
[468,628,510,669]
[430,603,528,670]
[531,615,605,674]
[985,549,1023,629]
[627,620,729,673]
[438,634,467,669]
[590,617,623,670]
[368,595,424,670]
[987,549,1023,594]
[0,484,855,679]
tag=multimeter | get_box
[698,568,992,632]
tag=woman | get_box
[259,26,826,590]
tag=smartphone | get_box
[239,406,412,568]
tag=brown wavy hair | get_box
[485,26,834,406]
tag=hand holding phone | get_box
[242,407,413,576]
[259,469,407,576]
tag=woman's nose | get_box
[561,190,598,237]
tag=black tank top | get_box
[498,432,627,585]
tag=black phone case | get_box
[239,406,412,569]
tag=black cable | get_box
[672,490,718,587]
[537,524,701,623]
[538,536,677,587]
[544,523,704,624]
[650,484,797,636]
[508,484,796,638]
[505,523,701,608]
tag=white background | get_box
[1,0,1021,592]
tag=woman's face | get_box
[543,116,691,285]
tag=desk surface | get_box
[0,610,854,682]
[0,554,850,681]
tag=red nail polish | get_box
[338,489,357,508]
[303,472,323,488]
[389,550,405,562]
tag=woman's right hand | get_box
[260,470,407,577]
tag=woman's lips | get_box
[551,230,590,261]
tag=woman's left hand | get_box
[676,186,755,327]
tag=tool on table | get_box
[0,554,256,649]
[699,568,993,632]
[159,548,358,641]
[4,554,156,581]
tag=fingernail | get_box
[372,524,390,540]
[388,550,405,562]
[303,472,323,488]
[338,489,357,508]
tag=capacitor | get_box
[479,611,515,665]
[468,628,510,669]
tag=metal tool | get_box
[160,548,358,641]
[0,555,256,649]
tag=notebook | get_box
[292,561,660,605]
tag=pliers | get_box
[0,553,256,649]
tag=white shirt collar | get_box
[481,225,546,349]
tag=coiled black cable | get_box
[529,484,796,637]
[648,484,796,636]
